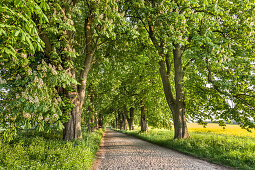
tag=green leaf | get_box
[56,121,64,130]
[0,28,7,36]
[24,122,31,129]
[14,30,20,37]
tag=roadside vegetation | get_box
[0,129,104,169]
[118,123,255,170]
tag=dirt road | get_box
[92,129,231,170]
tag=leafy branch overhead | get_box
[0,0,255,141]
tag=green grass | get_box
[0,128,104,169]
[118,128,255,170]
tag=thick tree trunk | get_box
[158,54,189,138]
[118,111,122,130]
[158,44,189,139]
[147,19,189,139]
[63,99,82,140]
[63,70,83,140]
[39,12,83,140]
[172,44,189,139]
[87,83,100,131]
[173,103,189,138]
[127,107,135,130]
[122,111,128,130]
[98,113,104,129]
[115,113,118,129]
[40,3,98,141]
[140,104,148,132]
[63,14,95,140]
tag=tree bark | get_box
[118,111,122,130]
[127,107,135,130]
[94,111,98,129]
[87,105,92,132]
[115,113,118,129]
[172,44,189,139]
[63,13,96,140]
[122,110,128,130]
[62,62,83,140]
[63,92,82,140]
[147,19,189,139]
[140,104,148,132]
[98,113,104,129]
[88,87,96,131]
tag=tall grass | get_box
[120,128,255,169]
[0,128,104,169]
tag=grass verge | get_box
[117,128,255,170]
[0,128,104,169]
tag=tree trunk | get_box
[115,113,118,129]
[63,14,96,140]
[87,106,92,132]
[63,99,83,140]
[63,68,83,140]
[99,113,104,129]
[118,111,122,130]
[140,104,148,132]
[87,83,99,131]
[122,111,128,130]
[147,21,189,139]
[158,52,189,138]
[39,9,83,140]
[127,107,135,130]
[94,112,98,129]
[173,44,189,139]
[91,109,95,131]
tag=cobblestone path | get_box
[92,129,232,170]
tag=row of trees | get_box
[1,0,254,141]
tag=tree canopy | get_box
[0,0,254,141]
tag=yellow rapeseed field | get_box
[187,123,255,138]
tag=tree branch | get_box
[206,59,226,95]
[165,53,171,76]
[125,15,150,34]
[195,10,216,16]
[183,58,195,72]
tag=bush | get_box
[0,129,104,169]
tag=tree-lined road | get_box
[92,129,231,170]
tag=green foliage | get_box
[0,0,79,141]
[1,0,48,141]
[0,0,48,58]
[86,17,171,128]
[1,0,255,141]
[121,129,255,169]
[0,128,104,169]
[122,0,255,130]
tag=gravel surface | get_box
[92,129,232,170]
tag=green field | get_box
[119,125,255,170]
[0,129,103,169]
